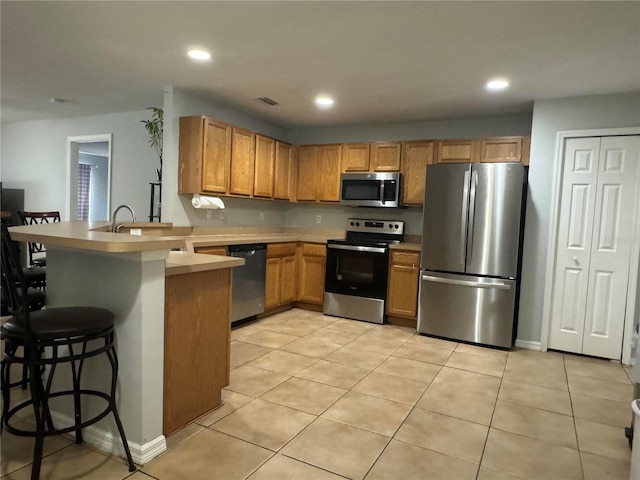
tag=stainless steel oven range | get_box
[324,218,405,324]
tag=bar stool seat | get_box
[1,224,136,479]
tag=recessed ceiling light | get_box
[486,79,509,91]
[315,96,334,108]
[187,49,211,62]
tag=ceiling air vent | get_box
[256,97,279,106]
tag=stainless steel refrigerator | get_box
[418,162,526,348]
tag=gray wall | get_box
[288,114,532,144]
[162,87,289,226]
[162,86,532,236]
[1,110,158,219]
[518,92,640,343]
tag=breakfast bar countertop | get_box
[8,221,185,252]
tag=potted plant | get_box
[141,107,163,181]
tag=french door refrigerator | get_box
[418,162,526,348]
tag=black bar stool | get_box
[17,211,60,267]
[0,224,136,479]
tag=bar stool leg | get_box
[28,355,45,480]
[70,344,84,444]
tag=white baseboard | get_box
[50,412,167,465]
[514,339,542,351]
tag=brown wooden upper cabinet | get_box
[435,136,530,164]
[318,145,342,202]
[273,142,294,200]
[401,141,434,205]
[296,145,318,201]
[179,116,231,194]
[371,142,402,171]
[253,135,275,198]
[342,143,371,172]
[295,144,341,202]
[480,136,530,164]
[229,127,255,196]
[435,139,478,164]
[341,142,402,173]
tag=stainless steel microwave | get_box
[340,172,402,208]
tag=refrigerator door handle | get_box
[422,274,512,290]
[466,170,478,265]
[460,170,471,266]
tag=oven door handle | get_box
[327,244,387,254]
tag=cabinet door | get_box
[371,142,402,171]
[436,139,478,163]
[342,143,370,172]
[179,116,204,194]
[280,255,297,303]
[296,146,318,201]
[318,145,342,202]
[253,135,275,198]
[298,255,326,304]
[402,141,433,205]
[229,127,255,196]
[387,251,420,318]
[265,257,281,308]
[201,119,231,194]
[480,137,523,163]
[274,142,293,200]
[298,244,326,304]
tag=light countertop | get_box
[165,252,244,276]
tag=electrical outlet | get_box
[259,212,264,221]
[220,210,225,220]
[206,210,212,220]
[316,215,321,224]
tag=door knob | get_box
[572,256,580,266]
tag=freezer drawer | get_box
[417,272,517,348]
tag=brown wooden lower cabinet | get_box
[386,250,420,318]
[297,243,326,304]
[265,242,297,309]
[164,268,231,436]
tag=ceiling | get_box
[2,1,639,128]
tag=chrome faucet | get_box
[112,205,136,232]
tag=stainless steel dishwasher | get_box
[228,244,267,323]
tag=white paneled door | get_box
[549,135,639,360]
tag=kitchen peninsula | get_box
[7,221,244,465]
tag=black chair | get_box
[17,211,60,267]
[1,227,46,389]
[0,224,135,479]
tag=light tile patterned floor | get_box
[1,308,635,479]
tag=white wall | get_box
[1,110,159,220]
[518,92,640,343]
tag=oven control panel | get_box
[346,218,404,236]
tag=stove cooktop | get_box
[331,218,405,246]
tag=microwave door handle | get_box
[380,181,385,205]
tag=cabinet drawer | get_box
[302,243,326,257]
[391,250,420,266]
[195,246,227,256]
[267,242,297,258]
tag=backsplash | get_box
[178,194,424,236]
